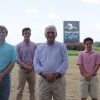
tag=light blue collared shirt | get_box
[34,41,68,75]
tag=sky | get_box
[0,0,100,45]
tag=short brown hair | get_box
[83,37,93,44]
[22,27,31,36]
[0,25,8,36]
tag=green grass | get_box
[68,56,77,68]
[68,50,79,56]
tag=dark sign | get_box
[63,21,80,43]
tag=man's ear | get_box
[5,33,8,37]
[44,33,47,38]
[22,33,24,36]
[55,32,57,37]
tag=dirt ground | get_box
[9,57,100,100]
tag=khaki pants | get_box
[16,68,36,100]
[39,76,66,100]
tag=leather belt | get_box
[92,74,97,76]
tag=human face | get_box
[23,30,31,42]
[0,29,7,43]
[45,28,57,44]
[84,40,93,51]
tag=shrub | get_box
[65,43,84,51]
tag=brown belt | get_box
[92,74,97,76]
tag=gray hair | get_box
[0,25,8,36]
[44,25,57,34]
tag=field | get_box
[9,56,100,100]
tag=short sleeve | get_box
[11,46,16,62]
[76,52,83,65]
[96,52,100,64]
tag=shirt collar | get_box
[84,50,94,54]
[46,41,56,46]
[0,41,6,46]
[23,40,30,46]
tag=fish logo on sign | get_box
[64,23,77,31]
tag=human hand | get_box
[24,65,33,74]
[85,74,92,81]
[42,72,54,82]
[43,72,60,82]
[0,73,4,82]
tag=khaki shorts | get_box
[79,75,98,98]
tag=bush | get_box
[65,43,84,51]
[94,42,100,47]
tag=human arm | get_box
[85,64,100,81]
[16,44,32,70]
[86,53,100,80]
[17,60,32,70]
[77,52,87,77]
[56,44,69,76]
[78,64,87,76]
[16,44,27,69]
[33,47,44,73]
[0,46,16,81]
[0,62,15,81]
